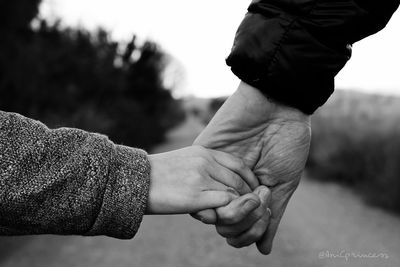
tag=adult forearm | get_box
[234,82,311,123]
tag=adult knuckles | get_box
[227,238,243,248]
[248,227,264,241]
[216,226,236,238]
[251,207,265,221]
[218,207,242,224]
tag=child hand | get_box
[146,146,259,214]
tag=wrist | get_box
[146,154,167,215]
[236,82,311,124]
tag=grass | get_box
[307,90,400,213]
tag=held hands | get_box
[146,81,311,255]
[214,185,272,248]
[146,146,262,214]
[193,82,311,254]
[146,145,273,249]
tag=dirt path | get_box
[1,116,399,267]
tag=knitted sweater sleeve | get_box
[0,110,150,239]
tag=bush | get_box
[0,1,185,150]
[307,90,400,213]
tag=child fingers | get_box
[208,149,259,190]
[196,190,239,211]
[208,165,252,195]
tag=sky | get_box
[40,0,400,98]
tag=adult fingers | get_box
[209,149,259,190]
[216,202,264,238]
[215,188,266,237]
[217,186,271,238]
[191,209,217,225]
[227,186,271,247]
[256,183,296,255]
[215,193,261,225]
[226,213,270,248]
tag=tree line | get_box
[0,0,185,150]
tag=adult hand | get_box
[146,146,259,215]
[193,82,311,254]
[215,185,272,248]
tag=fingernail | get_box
[260,187,270,200]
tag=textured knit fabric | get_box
[0,110,151,239]
[227,0,400,114]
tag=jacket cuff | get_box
[85,145,151,239]
[226,0,398,114]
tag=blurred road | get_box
[1,116,399,267]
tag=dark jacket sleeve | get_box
[0,110,150,239]
[227,0,400,114]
